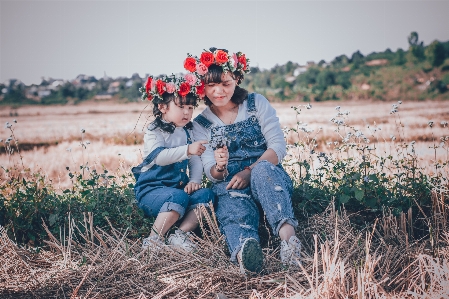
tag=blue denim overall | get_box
[195,93,298,261]
[132,126,215,219]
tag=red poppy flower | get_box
[156,80,166,95]
[215,50,228,64]
[238,54,247,70]
[145,77,152,95]
[196,81,205,98]
[184,57,197,72]
[200,52,214,67]
[178,82,191,97]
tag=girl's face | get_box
[204,72,237,107]
[160,100,194,127]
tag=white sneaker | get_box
[142,235,165,251]
[237,238,264,274]
[167,229,197,252]
[280,235,302,266]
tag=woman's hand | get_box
[214,146,228,169]
[184,182,201,194]
[226,168,251,190]
[188,140,208,156]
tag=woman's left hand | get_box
[226,169,251,190]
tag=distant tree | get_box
[318,60,326,67]
[285,61,295,73]
[406,31,425,63]
[394,48,406,65]
[425,40,446,67]
[249,66,260,74]
[295,67,320,87]
[351,50,364,63]
[335,72,351,89]
[331,54,349,68]
[316,69,335,91]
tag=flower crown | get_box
[140,73,205,102]
[183,47,250,78]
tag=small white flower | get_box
[13,119,17,123]
[306,103,312,109]
[390,135,396,141]
[81,128,85,133]
[335,106,341,111]
[428,121,434,128]
[5,122,12,128]
[392,104,398,109]
[410,141,416,145]
[398,101,402,104]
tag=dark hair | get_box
[150,92,198,133]
[202,64,248,107]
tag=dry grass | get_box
[1,195,448,299]
[1,100,448,189]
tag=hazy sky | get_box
[1,0,449,85]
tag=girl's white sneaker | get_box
[167,229,197,252]
[142,235,165,251]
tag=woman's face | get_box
[204,72,237,107]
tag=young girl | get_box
[185,48,301,273]
[132,74,215,252]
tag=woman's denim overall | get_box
[195,93,298,261]
[132,127,215,219]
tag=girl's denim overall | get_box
[132,127,215,219]
[195,93,298,261]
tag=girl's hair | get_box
[150,92,198,132]
[202,64,248,107]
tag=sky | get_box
[1,0,449,86]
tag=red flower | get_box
[238,54,247,70]
[178,82,191,97]
[184,57,197,72]
[156,80,166,95]
[215,50,228,64]
[145,77,153,95]
[147,95,153,101]
[200,52,214,67]
[196,81,205,98]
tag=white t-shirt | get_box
[192,93,286,183]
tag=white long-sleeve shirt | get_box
[192,93,286,183]
[142,125,203,184]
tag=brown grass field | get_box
[1,99,448,189]
[1,99,449,298]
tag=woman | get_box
[186,48,301,274]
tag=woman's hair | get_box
[150,92,198,132]
[202,64,248,107]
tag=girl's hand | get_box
[188,140,208,156]
[226,169,251,190]
[214,146,228,168]
[184,182,201,194]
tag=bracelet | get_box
[215,164,226,172]
[244,166,252,172]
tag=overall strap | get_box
[247,93,257,113]
[194,114,213,129]
[183,127,193,144]
[142,146,166,165]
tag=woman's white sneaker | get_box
[280,235,302,266]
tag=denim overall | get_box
[132,126,215,219]
[195,93,298,261]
